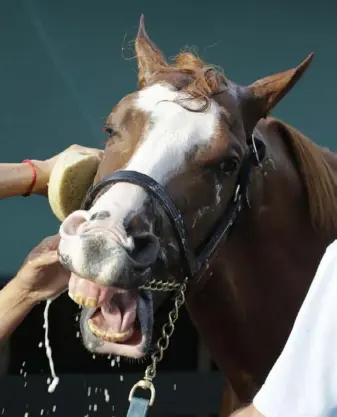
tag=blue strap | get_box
[126,397,150,417]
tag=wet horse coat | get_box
[189,117,337,408]
[58,16,337,415]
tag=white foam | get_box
[43,300,59,393]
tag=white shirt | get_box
[254,239,337,417]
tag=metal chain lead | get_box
[128,277,188,407]
[139,278,183,292]
[144,276,188,381]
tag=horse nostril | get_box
[127,233,160,268]
[90,211,111,221]
[60,210,90,239]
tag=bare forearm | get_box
[0,161,49,198]
[0,278,37,343]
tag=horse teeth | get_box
[68,292,99,308]
[73,293,85,305]
[88,319,133,343]
[105,329,133,343]
[84,297,98,308]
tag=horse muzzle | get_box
[58,210,160,289]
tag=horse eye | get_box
[107,128,116,137]
[104,124,117,137]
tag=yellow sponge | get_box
[48,150,101,221]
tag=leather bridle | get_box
[81,134,266,289]
[81,134,266,414]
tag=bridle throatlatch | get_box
[81,134,265,417]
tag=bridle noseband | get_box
[81,133,265,288]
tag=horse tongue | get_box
[101,303,123,332]
[101,293,137,333]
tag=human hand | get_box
[33,145,103,196]
[15,234,70,304]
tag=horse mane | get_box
[152,51,227,110]
[270,118,337,232]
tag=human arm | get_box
[0,145,103,199]
[0,160,50,198]
[0,235,70,343]
[0,275,38,343]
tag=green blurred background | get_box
[0,0,336,278]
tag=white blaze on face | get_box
[129,83,218,183]
[92,83,219,215]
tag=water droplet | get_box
[104,389,110,403]
[43,300,59,393]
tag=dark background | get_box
[0,0,336,415]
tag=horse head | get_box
[58,15,313,359]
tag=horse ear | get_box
[240,53,314,132]
[135,15,168,89]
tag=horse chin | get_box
[79,289,153,359]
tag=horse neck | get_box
[185,118,337,395]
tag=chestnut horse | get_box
[58,16,337,415]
